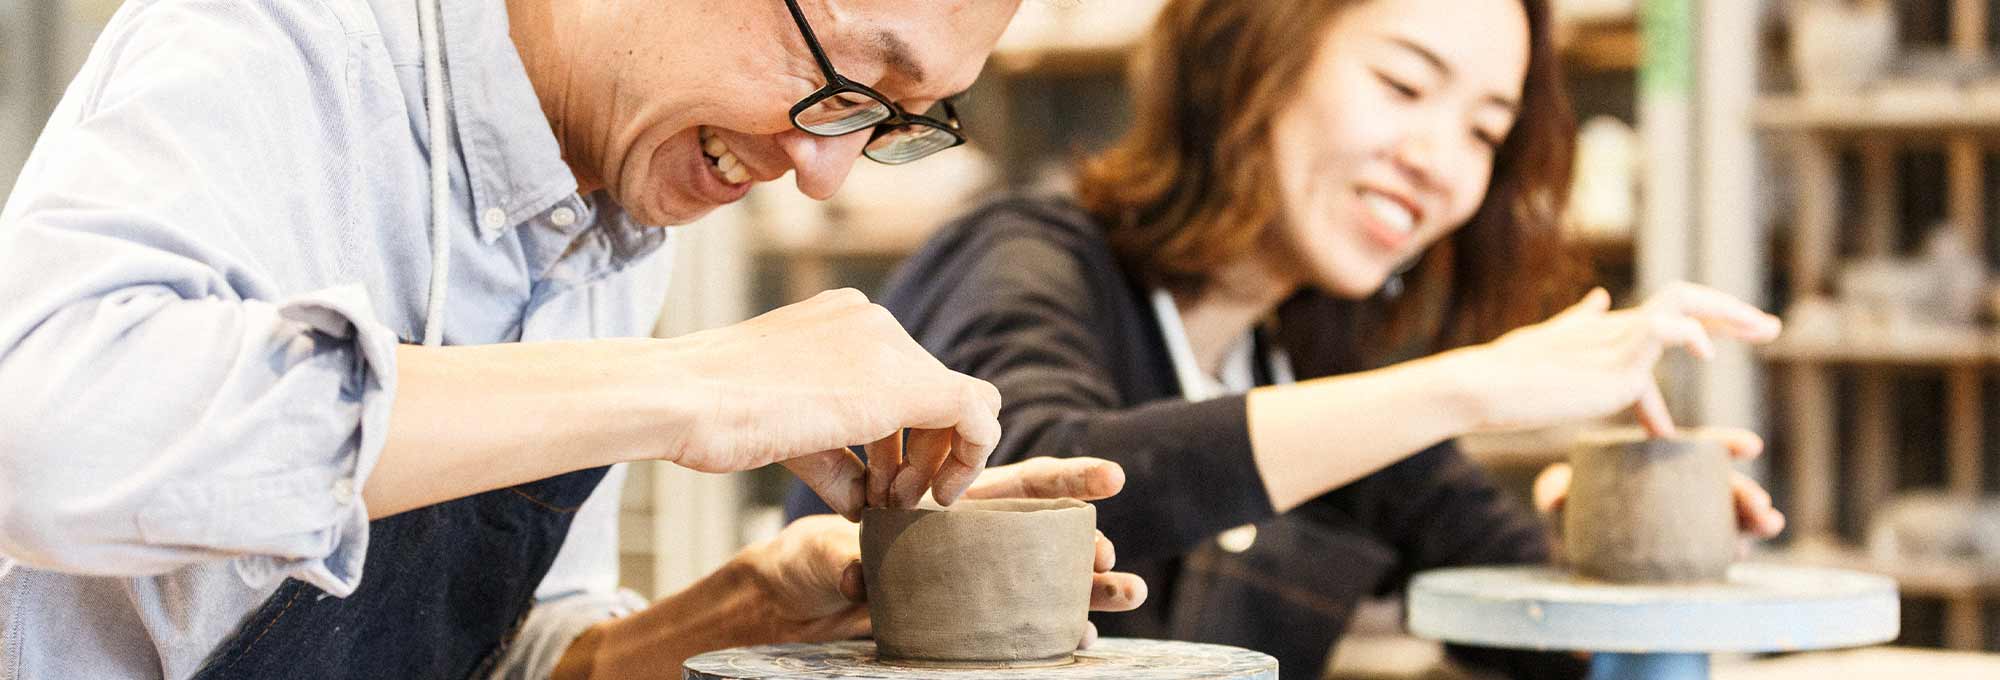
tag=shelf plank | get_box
[1756,95,2000,132]
[1759,333,2000,365]
[1560,18,1639,72]
[992,16,1640,78]
[1758,542,2000,597]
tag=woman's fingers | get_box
[1532,463,1573,514]
[1080,621,1100,650]
[1732,472,1786,539]
[1089,572,1147,612]
[1549,287,1612,325]
[1647,311,1717,361]
[1645,282,1783,343]
[1634,382,1677,437]
[1713,428,1766,461]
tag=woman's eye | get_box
[1473,129,1504,150]
[1376,72,1421,100]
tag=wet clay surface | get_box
[860,498,1098,667]
[1564,429,1736,583]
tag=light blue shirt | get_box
[0,1,667,678]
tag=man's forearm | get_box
[363,339,687,518]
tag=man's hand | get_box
[658,289,1002,520]
[1533,428,1786,539]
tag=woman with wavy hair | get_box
[792,0,1785,676]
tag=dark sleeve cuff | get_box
[1065,394,1276,562]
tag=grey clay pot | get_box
[860,498,1097,668]
[1564,428,1736,583]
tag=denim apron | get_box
[188,468,608,679]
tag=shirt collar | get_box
[433,1,580,243]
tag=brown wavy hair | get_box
[1075,0,1583,357]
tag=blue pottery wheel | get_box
[1407,563,1899,680]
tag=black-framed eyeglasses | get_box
[782,0,966,165]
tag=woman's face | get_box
[1266,0,1530,298]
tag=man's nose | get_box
[778,128,874,200]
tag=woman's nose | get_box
[777,128,875,200]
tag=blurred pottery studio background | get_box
[11,0,2000,677]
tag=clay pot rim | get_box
[1570,426,1736,449]
[863,498,1090,517]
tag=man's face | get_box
[576,0,1021,226]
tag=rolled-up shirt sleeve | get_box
[0,1,399,596]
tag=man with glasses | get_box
[0,1,1144,679]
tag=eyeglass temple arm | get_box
[782,0,842,82]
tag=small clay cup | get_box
[859,498,1096,668]
[1563,428,1736,583]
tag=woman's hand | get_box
[1452,282,1782,435]
[1531,428,1787,539]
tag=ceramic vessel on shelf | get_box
[1787,0,1895,99]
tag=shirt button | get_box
[479,207,507,231]
[549,206,577,227]
[331,478,357,505]
[1216,524,1257,553]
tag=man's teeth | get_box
[700,128,751,184]
[1361,191,1415,235]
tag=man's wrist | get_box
[548,621,608,680]
[568,552,797,678]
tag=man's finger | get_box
[840,560,866,603]
[1089,572,1147,612]
[1634,382,1676,438]
[933,381,1002,505]
[891,428,952,507]
[864,432,904,509]
[1093,530,1116,572]
[782,448,867,521]
[963,457,1127,502]
[932,432,990,507]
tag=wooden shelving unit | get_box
[1559,17,1641,73]
[1756,0,1998,651]
[1755,95,2000,133]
